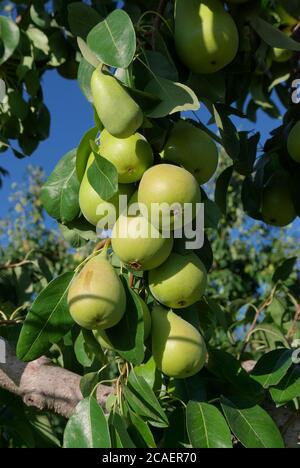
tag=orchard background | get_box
[0,0,300,449]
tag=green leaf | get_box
[63,397,111,448]
[26,26,49,59]
[267,297,285,327]
[145,77,199,118]
[213,104,240,160]
[186,402,232,449]
[16,272,75,361]
[269,366,300,406]
[27,411,61,447]
[29,4,51,29]
[104,279,145,365]
[74,331,94,367]
[109,412,135,448]
[41,149,80,223]
[174,373,207,404]
[250,17,300,51]
[81,329,106,364]
[241,176,262,220]
[134,357,158,390]
[215,166,233,215]
[234,132,260,176]
[78,58,95,102]
[87,10,136,68]
[76,127,98,181]
[142,50,179,82]
[60,218,98,248]
[128,411,157,448]
[272,257,297,283]
[0,16,20,65]
[77,37,100,68]
[208,349,263,399]
[87,151,118,201]
[249,324,289,348]
[164,407,189,448]
[221,397,284,448]
[128,372,168,426]
[80,372,99,398]
[251,349,294,388]
[68,2,102,39]
[204,199,222,230]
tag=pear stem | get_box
[74,239,112,273]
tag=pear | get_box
[287,121,300,163]
[91,67,143,138]
[93,297,151,350]
[79,153,135,227]
[111,214,174,271]
[100,129,153,183]
[149,253,207,309]
[175,0,239,74]
[151,306,207,379]
[68,255,126,330]
[161,120,219,185]
[138,164,201,230]
[262,173,296,227]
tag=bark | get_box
[0,339,113,419]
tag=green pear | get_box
[91,67,143,138]
[68,255,126,330]
[287,121,300,163]
[161,120,219,185]
[138,164,201,230]
[262,173,296,227]
[152,305,207,379]
[100,129,154,183]
[149,253,207,309]
[93,297,151,350]
[111,214,174,271]
[79,153,135,227]
[175,0,239,74]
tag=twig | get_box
[0,260,33,271]
[93,238,111,252]
[239,287,277,357]
[0,320,23,326]
[129,272,134,289]
[151,0,169,50]
[287,302,300,341]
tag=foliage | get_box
[1,0,300,449]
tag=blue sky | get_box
[0,69,287,220]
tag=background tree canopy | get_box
[0,0,299,449]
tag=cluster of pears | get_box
[68,63,222,379]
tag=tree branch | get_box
[0,339,113,419]
[0,260,33,270]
